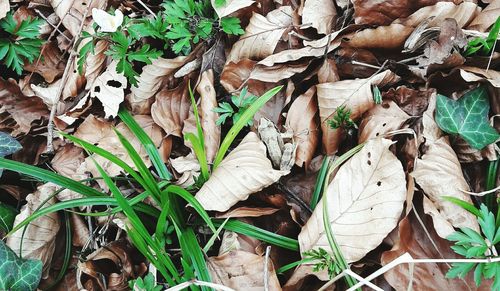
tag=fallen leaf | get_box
[317,58,340,84]
[208,250,281,291]
[217,207,280,218]
[451,135,497,163]
[299,138,406,263]
[317,70,399,154]
[467,0,500,32]
[84,40,109,90]
[50,0,104,36]
[383,86,432,116]
[7,183,61,277]
[0,0,9,19]
[346,23,415,49]
[302,0,336,34]
[51,144,86,179]
[201,38,226,74]
[227,6,293,63]
[285,87,319,167]
[211,0,255,18]
[250,62,311,83]
[195,132,288,212]
[411,137,480,238]
[395,2,480,28]
[459,66,500,88]
[31,80,63,108]
[24,42,64,83]
[171,153,200,188]
[89,61,127,118]
[151,81,191,137]
[381,212,492,290]
[359,100,410,143]
[196,70,221,163]
[73,114,113,145]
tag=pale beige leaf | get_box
[195,132,288,212]
[128,56,187,110]
[50,0,105,36]
[74,114,113,145]
[317,58,340,83]
[197,70,221,163]
[459,66,500,87]
[24,42,64,83]
[468,0,500,32]
[395,2,480,28]
[285,87,319,167]
[317,70,399,154]
[90,61,127,118]
[171,153,200,189]
[0,0,9,19]
[421,93,442,143]
[359,100,410,143]
[151,82,190,137]
[227,6,293,63]
[299,138,406,263]
[62,60,86,99]
[51,144,86,178]
[208,250,281,291]
[7,183,61,277]
[302,0,336,34]
[211,0,255,18]
[347,24,414,49]
[84,40,109,89]
[31,79,62,107]
[411,137,480,238]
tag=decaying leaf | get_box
[73,114,113,145]
[211,0,255,18]
[151,81,190,137]
[302,0,336,34]
[195,132,288,212]
[89,61,128,118]
[459,66,500,88]
[299,138,406,263]
[359,100,410,143]
[84,40,109,90]
[412,137,480,238]
[24,42,64,83]
[171,153,200,188]
[208,250,281,291]
[227,6,293,62]
[7,183,60,277]
[317,70,399,154]
[285,87,319,167]
[467,0,500,32]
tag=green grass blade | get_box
[203,217,229,253]
[277,258,315,274]
[213,86,283,169]
[213,219,299,251]
[61,132,147,187]
[118,109,172,180]
[310,156,330,210]
[184,132,209,182]
[0,157,105,197]
[178,227,212,288]
[188,83,206,154]
[442,196,481,218]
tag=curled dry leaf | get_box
[84,40,109,89]
[151,81,190,137]
[128,56,187,112]
[171,153,200,188]
[211,0,255,18]
[89,61,127,118]
[317,70,399,154]
[381,212,492,290]
[347,24,414,49]
[195,132,288,212]
[317,58,340,84]
[0,0,8,19]
[411,137,480,238]
[359,100,410,143]
[467,0,500,32]
[50,0,104,36]
[51,143,86,178]
[0,78,49,136]
[74,114,113,145]
[208,250,281,291]
[227,6,293,63]
[62,60,86,100]
[459,66,500,88]
[31,79,63,107]
[250,61,311,83]
[24,42,64,83]
[302,0,336,34]
[7,183,60,278]
[451,136,497,163]
[299,138,406,263]
[285,87,319,167]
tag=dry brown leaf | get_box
[452,136,497,163]
[128,56,187,112]
[0,0,8,19]
[299,138,406,263]
[317,58,340,84]
[382,212,492,290]
[84,40,109,90]
[359,100,410,143]
[211,0,255,18]
[302,0,336,34]
[24,42,64,83]
[50,0,104,36]
[250,62,311,83]
[285,87,319,167]
[227,6,293,63]
[195,132,288,212]
[31,79,62,107]
[51,144,86,178]
[74,114,113,145]
[468,0,500,32]
[0,78,49,136]
[151,81,190,137]
[347,23,414,49]
[411,137,480,238]
[384,86,432,116]
[7,183,61,277]
[208,250,282,291]
[171,153,200,188]
[89,61,127,118]
[395,2,480,28]
[459,66,500,87]
[217,207,280,218]
[197,70,221,163]
[317,70,399,154]
[62,60,86,100]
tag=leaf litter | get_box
[0,0,499,290]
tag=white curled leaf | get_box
[92,8,123,33]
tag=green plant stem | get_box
[277,258,315,274]
[486,159,499,212]
[310,156,331,210]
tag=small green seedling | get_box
[129,273,163,291]
[303,248,340,278]
[0,13,44,75]
[464,16,500,56]
[328,105,356,130]
[213,87,258,126]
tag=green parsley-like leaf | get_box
[127,44,161,64]
[77,40,95,74]
[0,240,42,291]
[220,17,244,35]
[436,86,499,150]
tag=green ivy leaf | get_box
[0,240,42,291]
[0,132,22,157]
[0,202,18,232]
[436,86,499,150]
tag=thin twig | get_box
[165,280,236,291]
[264,245,271,291]
[34,9,71,41]
[136,0,157,18]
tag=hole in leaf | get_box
[367,160,371,165]
[377,181,381,186]
[382,123,386,127]
[107,80,122,88]
[368,152,371,158]
[376,133,379,136]
[94,86,100,93]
